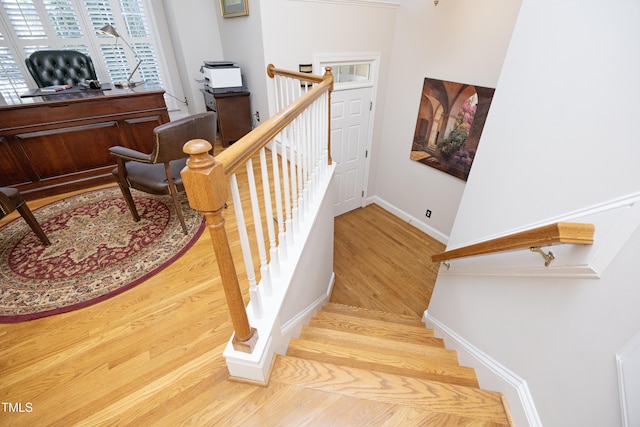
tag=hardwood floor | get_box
[0,168,446,425]
[331,205,445,318]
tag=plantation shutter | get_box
[0,45,28,104]
[0,0,46,103]
[2,0,45,40]
[44,0,83,39]
[0,0,169,105]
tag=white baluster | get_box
[323,92,330,170]
[297,114,306,219]
[230,174,263,319]
[281,128,294,247]
[290,118,300,233]
[308,100,317,197]
[259,148,279,278]
[303,107,311,212]
[271,136,287,262]
[312,98,321,192]
[246,159,271,297]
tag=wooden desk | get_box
[0,84,169,200]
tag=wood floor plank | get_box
[271,356,509,424]
[332,204,445,318]
[0,147,500,425]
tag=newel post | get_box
[181,139,258,353]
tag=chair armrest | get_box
[0,191,13,217]
[109,146,152,163]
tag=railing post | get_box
[181,138,258,353]
[323,66,333,165]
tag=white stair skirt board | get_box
[424,310,543,427]
[223,165,336,383]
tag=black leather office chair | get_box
[109,112,218,234]
[0,187,51,246]
[25,50,98,87]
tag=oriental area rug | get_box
[0,187,205,323]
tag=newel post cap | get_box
[181,139,228,212]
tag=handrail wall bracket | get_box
[530,246,555,267]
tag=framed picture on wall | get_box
[220,0,249,17]
[410,78,495,181]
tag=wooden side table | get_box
[203,90,252,147]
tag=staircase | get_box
[270,302,513,425]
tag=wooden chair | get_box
[0,187,51,246]
[109,112,218,234]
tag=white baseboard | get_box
[280,272,335,337]
[424,310,543,427]
[617,328,640,427]
[366,195,449,244]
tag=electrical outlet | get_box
[425,209,432,218]
[255,111,260,123]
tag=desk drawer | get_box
[0,91,167,133]
[203,90,217,112]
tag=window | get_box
[332,64,370,84]
[0,0,176,108]
[315,54,379,92]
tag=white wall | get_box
[161,0,224,115]
[160,0,519,236]
[215,0,269,127]
[258,0,399,179]
[373,0,521,240]
[165,0,399,133]
[429,0,640,425]
[253,0,522,242]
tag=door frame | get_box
[314,52,380,209]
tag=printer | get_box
[200,61,244,93]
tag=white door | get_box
[331,87,372,216]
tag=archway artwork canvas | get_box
[410,78,495,181]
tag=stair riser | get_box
[287,345,479,388]
[313,311,435,336]
[322,302,427,327]
[298,331,461,366]
[308,318,441,346]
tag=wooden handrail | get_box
[267,64,326,84]
[216,65,333,177]
[431,222,595,263]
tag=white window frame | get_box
[0,0,185,114]
[314,52,379,92]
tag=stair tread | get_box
[299,326,456,362]
[323,302,426,327]
[214,380,508,426]
[287,337,479,388]
[309,311,437,345]
[271,355,510,425]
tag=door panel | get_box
[331,87,372,216]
